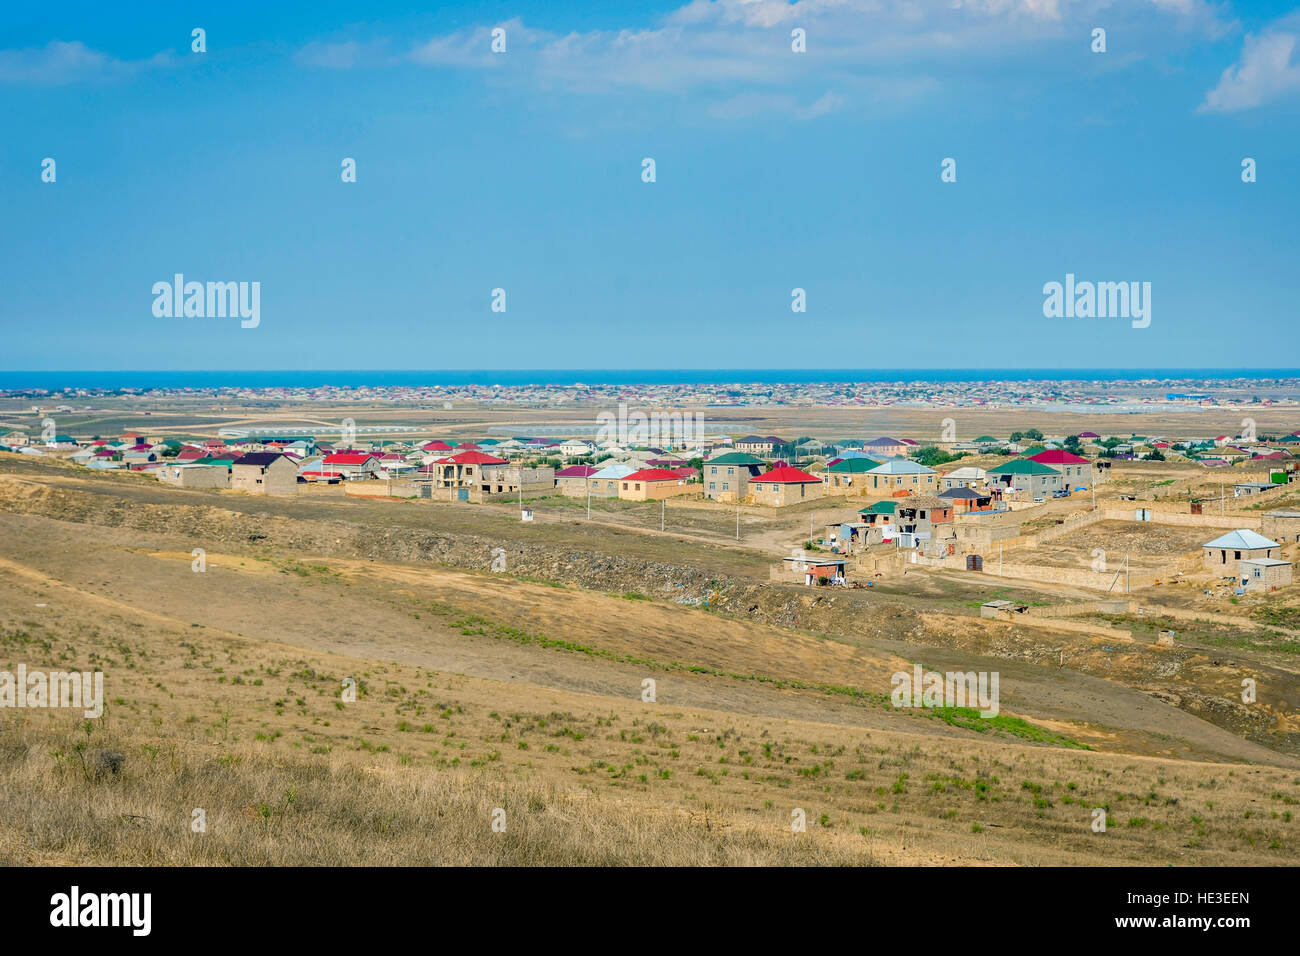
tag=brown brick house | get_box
[748,466,823,506]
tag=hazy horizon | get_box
[5,367,1300,392]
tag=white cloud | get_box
[408,18,551,69]
[294,0,1233,117]
[1200,16,1300,113]
[0,40,171,85]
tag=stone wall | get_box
[1026,599,1137,618]
[345,480,422,499]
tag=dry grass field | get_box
[1,444,1299,867]
[2,561,1296,867]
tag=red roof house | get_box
[1028,449,1093,487]
[1028,450,1090,465]
[624,467,688,482]
[555,465,599,478]
[757,466,822,483]
[749,466,823,505]
[554,464,598,493]
[435,451,509,466]
[425,451,511,490]
[321,452,379,477]
[617,468,696,501]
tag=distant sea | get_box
[2,369,1299,390]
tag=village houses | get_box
[863,458,938,494]
[748,466,824,506]
[703,452,765,502]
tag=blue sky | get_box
[2,0,1298,371]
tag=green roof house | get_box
[857,500,897,528]
[702,452,765,502]
[822,455,884,492]
[987,458,1063,495]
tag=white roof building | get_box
[940,466,987,483]
[868,458,936,476]
[590,463,636,481]
[1203,529,1279,550]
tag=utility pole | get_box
[661,498,665,532]
[736,499,740,541]
[587,479,591,520]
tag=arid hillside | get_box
[1,456,1297,866]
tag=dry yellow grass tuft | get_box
[0,722,875,866]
